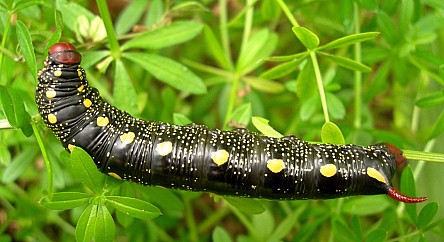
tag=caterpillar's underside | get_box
[35,42,427,203]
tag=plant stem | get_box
[353,3,362,129]
[403,145,444,163]
[183,196,199,241]
[0,13,12,85]
[276,0,299,27]
[218,0,233,70]
[96,0,120,59]
[197,206,231,234]
[310,52,330,123]
[32,120,53,194]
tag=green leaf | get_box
[114,60,138,115]
[296,59,316,100]
[40,192,92,210]
[0,86,27,128]
[376,12,397,45]
[252,210,274,240]
[122,21,204,50]
[203,25,231,69]
[269,205,305,240]
[366,229,388,242]
[342,196,391,215]
[401,166,418,223]
[173,113,193,126]
[417,202,439,229]
[70,147,106,194]
[2,146,38,183]
[260,55,308,79]
[76,204,97,242]
[264,52,308,62]
[145,0,163,27]
[81,50,110,69]
[317,51,372,72]
[299,95,319,121]
[16,20,37,79]
[212,227,233,242]
[56,0,95,33]
[321,121,345,144]
[115,0,148,35]
[292,27,319,50]
[123,52,207,94]
[415,90,444,108]
[251,117,283,138]
[223,197,265,214]
[429,111,444,140]
[227,103,251,127]
[326,93,346,119]
[94,203,115,242]
[243,77,285,93]
[318,32,379,50]
[237,29,278,74]
[106,196,161,220]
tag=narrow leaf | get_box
[173,113,193,126]
[417,202,439,229]
[260,55,307,79]
[321,121,345,144]
[123,52,206,94]
[429,111,444,140]
[114,60,138,115]
[0,86,25,128]
[401,166,418,223]
[317,51,372,72]
[115,0,148,35]
[203,25,231,69]
[292,27,319,50]
[251,117,283,138]
[212,227,233,242]
[318,32,379,50]
[76,204,97,242]
[16,21,37,79]
[227,103,251,127]
[94,203,115,242]
[40,192,92,210]
[122,21,203,50]
[415,91,444,108]
[296,59,316,100]
[71,147,106,194]
[106,196,161,220]
[244,77,285,93]
[224,197,265,214]
[2,147,38,183]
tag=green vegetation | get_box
[1,0,444,241]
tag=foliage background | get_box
[0,0,444,241]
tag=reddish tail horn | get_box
[387,187,428,203]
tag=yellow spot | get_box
[67,144,76,152]
[83,99,92,108]
[367,167,388,184]
[211,149,229,166]
[96,117,109,127]
[108,172,122,180]
[77,84,84,92]
[120,132,135,145]
[320,164,337,177]
[78,70,82,77]
[54,70,62,77]
[46,89,56,98]
[156,141,173,156]
[48,114,57,124]
[267,159,285,173]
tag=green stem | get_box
[183,196,199,242]
[310,52,330,123]
[96,0,120,59]
[31,120,53,194]
[0,13,12,85]
[239,0,254,58]
[197,206,231,234]
[276,0,299,27]
[218,0,233,70]
[353,3,362,129]
[403,145,444,163]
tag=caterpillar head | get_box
[48,42,81,65]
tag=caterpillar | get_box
[35,42,427,203]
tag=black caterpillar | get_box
[35,42,427,203]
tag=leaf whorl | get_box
[35,42,427,203]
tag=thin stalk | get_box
[229,206,259,241]
[310,52,330,123]
[353,3,362,129]
[197,206,231,234]
[31,120,53,194]
[96,0,120,59]
[276,0,299,27]
[223,0,254,127]
[0,13,12,85]
[183,196,199,242]
[403,146,444,163]
[218,0,234,70]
